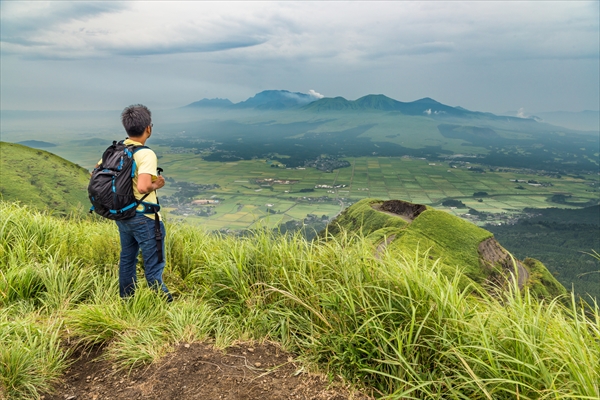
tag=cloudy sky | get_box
[1,1,598,114]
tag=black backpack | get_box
[88,140,154,220]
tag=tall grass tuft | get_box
[0,202,119,271]
[166,298,224,344]
[0,310,68,400]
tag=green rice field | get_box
[152,152,598,230]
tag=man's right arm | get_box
[135,149,164,194]
[137,173,165,194]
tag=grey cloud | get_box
[109,39,267,57]
[1,2,274,59]
[368,42,455,59]
[1,2,128,39]
[0,1,128,58]
[0,36,48,47]
[402,42,455,56]
[0,39,267,62]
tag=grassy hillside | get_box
[3,201,597,399]
[326,198,567,298]
[388,208,494,281]
[0,142,90,215]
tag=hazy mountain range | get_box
[185,90,505,119]
[184,90,599,131]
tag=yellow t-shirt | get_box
[98,139,161,220]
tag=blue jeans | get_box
[115,213,172,301]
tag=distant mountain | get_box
[354,94,404,111]
[232,90,317,110]
[183,91,589,127]
[183,90,494,117]
[185,98,233,108]
[0,142,91,215]
[303,94,490,118]
[183,90,319,110]
[16,140,56,148]
[301,96,360,111]
[501,110,600,132]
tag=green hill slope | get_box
[0,141,91,215]
[325,198,567,298]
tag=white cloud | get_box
[308,90,324,99]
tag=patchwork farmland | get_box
[154,152,598,230]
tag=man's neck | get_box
[127,136,147,145]
[128,126,151,145]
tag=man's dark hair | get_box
[121,104,152,137]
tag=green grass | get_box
[389,208,493,282]
[0,311,67,399]
[0,142,91,216]
[1,200,599,399]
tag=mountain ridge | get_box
[183,90,533,121]
[184,90,319,111]
[303,94,475,116]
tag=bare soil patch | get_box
[371,200,427,223]
[43,342,371,400]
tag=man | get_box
[110,104,172,301]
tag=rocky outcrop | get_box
[478,237,529,289]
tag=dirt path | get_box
[43,342,371,400]
[374,234,396,259]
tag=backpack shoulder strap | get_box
[132,145,149,153]
[118,139,148,153]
